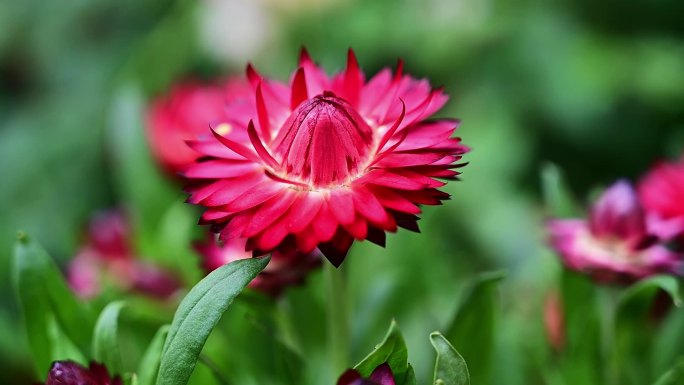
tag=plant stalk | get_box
[324,262,351,377]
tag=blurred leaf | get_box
[445,270,505,384]
[653,359,684,385]
[156,256,270,385]
[355,320,414,385]
[541,163,581,218]
[405,365,417,385]
[559,270,602,384]
[430,332,470,385]
[154,200,202,285]
[618,276,682,315]
[123,373,139,385]
[107,86,178,255]
[93,301,126,376]
[12,233,95,375]
[616,276,682,383]
[652,308,684,376]
[48,315,87,365]
[137,325,169,385]
[118,0,200,96]
[253,320,305,385]
[207,293,305,385]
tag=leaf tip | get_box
[16,231,28,243]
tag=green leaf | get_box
[156,256,270,385]
[355,320,414,385]
[404,365,417,385]
[445,270,505,384]
[93,301,126,376]
[107,87,177,255]
[615,276,681,383]
[541,162,581,218]
[47,315,87,365]
[123,373,139,385]
[137,325,169,385]
[618,275,682,316]
[213,292,306,385]
[12,233,95,375]
[154,200,202,285]
[653,359,684,385]
[430,332,470,385]
[558,270,602,384]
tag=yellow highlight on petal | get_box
[215,123,232,136]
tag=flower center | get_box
[271,92,374,188]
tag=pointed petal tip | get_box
[346,48,360,72]
[290,67,309,110]
[393,59,404,81]
[299,47,312,64]
[246,63,261,87]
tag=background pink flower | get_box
[194,233,321,296]
[67,210,181,299]
[146,79,252,175]
[547,181,682,283]
[638,155,684,241]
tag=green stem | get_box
[599,286,619,385]
[324,262,350,376]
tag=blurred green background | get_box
[2,0,684,384]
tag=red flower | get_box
[194,233,321,296]
[146,79,251,175]
[547,181,682,283]
[67,210,181,299]
[337,363,395,385]
[40,361,121,385]
[638,156,684,240]
[184,49,468,266]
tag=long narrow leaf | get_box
[156,256,270,385]
[138,325,169,385]
[93,301,126,375]
[445,271,505,384]
[12,234,94,375]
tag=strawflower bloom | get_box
[547,181,683,283]
[183,49,469,266]
[68,210,181,299]
[638,155,684,241]
[194,233,321,296]
[38,361,121,385]
[146,79,251,175]
[337,363,395,385]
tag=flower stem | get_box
[599,286,619,385]
[324,261,350,376]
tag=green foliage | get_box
[355,321,415,385]
[654,359,684,385]
[557,270,602,384]
[541,163,581,218]
[430,332,470,385]
[107,87,178,255]
[12,233,95,376]
[137,325,169,385]
[445,271,505,384]
[93,301,126,376]
[156,256,270,385]
[202,293,306,385]
[615,276,682,384]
